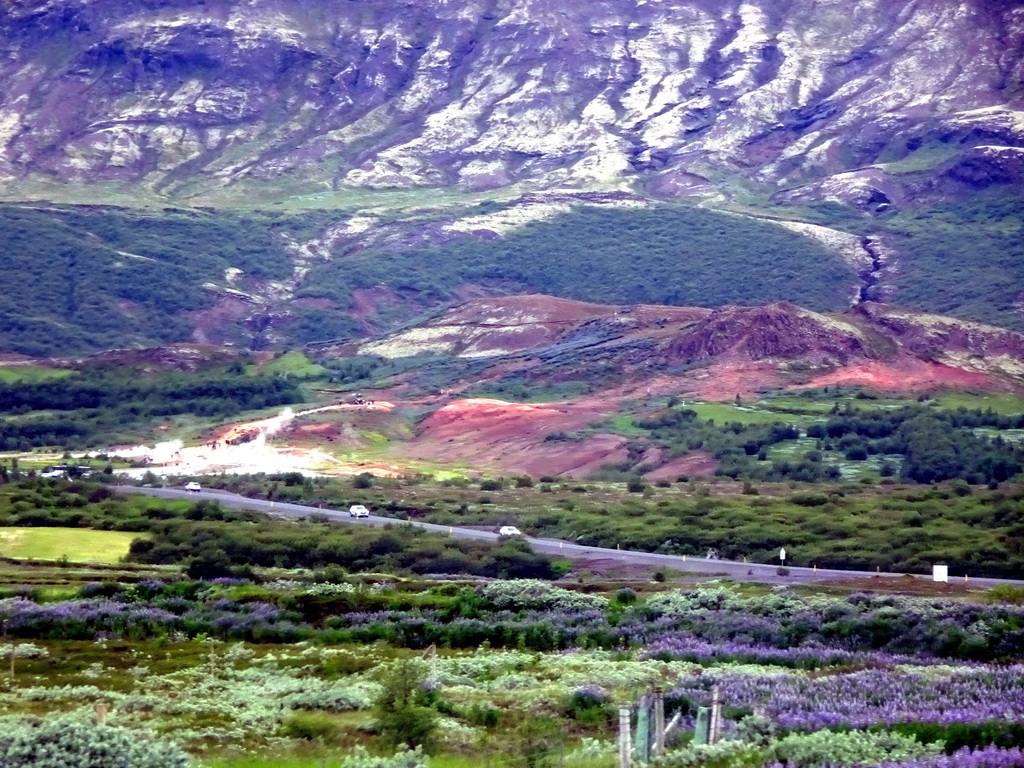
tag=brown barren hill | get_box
[400,398,629,476]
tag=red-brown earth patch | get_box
[189,296,253,345]
[398,398,625,476]
[644,451,719,481]
[801,359,1006,392]
[674,362,789,401]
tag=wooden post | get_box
[94,701,108,725]
[618,706,632,768]
[653,689,666,757]
[709,685,722,744]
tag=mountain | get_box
[0,0,1021,207]
[0,0,1022,358]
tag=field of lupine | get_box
[1,576,1023,767]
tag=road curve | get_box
[119,486,1020,587]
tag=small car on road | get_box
[349,504,370,518]
[184,482,201,492]
[498,525,522,537]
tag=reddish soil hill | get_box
[356,296,1024,399]
[396,398,631,477]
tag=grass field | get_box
[932,391,1024,414]
[0,365,73,384]
[0,527,146,564]
[687,401,814,425]
[261,351,327,378]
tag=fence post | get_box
[618,706,632,768]
[654,688,666,757]
[710,685,722,744]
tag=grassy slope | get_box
[882,193,1024,331]
[0,205,332,355]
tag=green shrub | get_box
[653,740,766,767]
[988,585,1024,606]
[0,718,191,768]
[280,711,342,741]
[627,478,648,493]
[339,745,428,768]
[770,729,942,767]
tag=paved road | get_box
[119,486,1019,586]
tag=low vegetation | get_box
[0,362,303,449]
[795,190,1024,331]
[0,204,333,355]
[634,400,1024,486]
[302,205,853,314]
[0,572,1020,768]
[0,480,558,580]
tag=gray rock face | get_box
[0,0,1021,203]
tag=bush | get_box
[0,718,191,768]
[988,585,1024,606]
[654,740,765,767]
[565,685,612,725]
[340,745,428,768]
[280,711,341,741]
[627,478,648,493]
[770,729,942,767]
[615,587,638,605]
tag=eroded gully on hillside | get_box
[856,236,886,305]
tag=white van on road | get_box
[184,482,201,492]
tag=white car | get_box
[184,482,201,492]
[498,525,522,537]
[349,504,370,518]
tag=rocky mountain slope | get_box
[1,0,1022,206]
[333,295,1024,398]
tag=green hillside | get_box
[303,205,855,312]
[1,196,1021,358]
[0,205,329,356]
